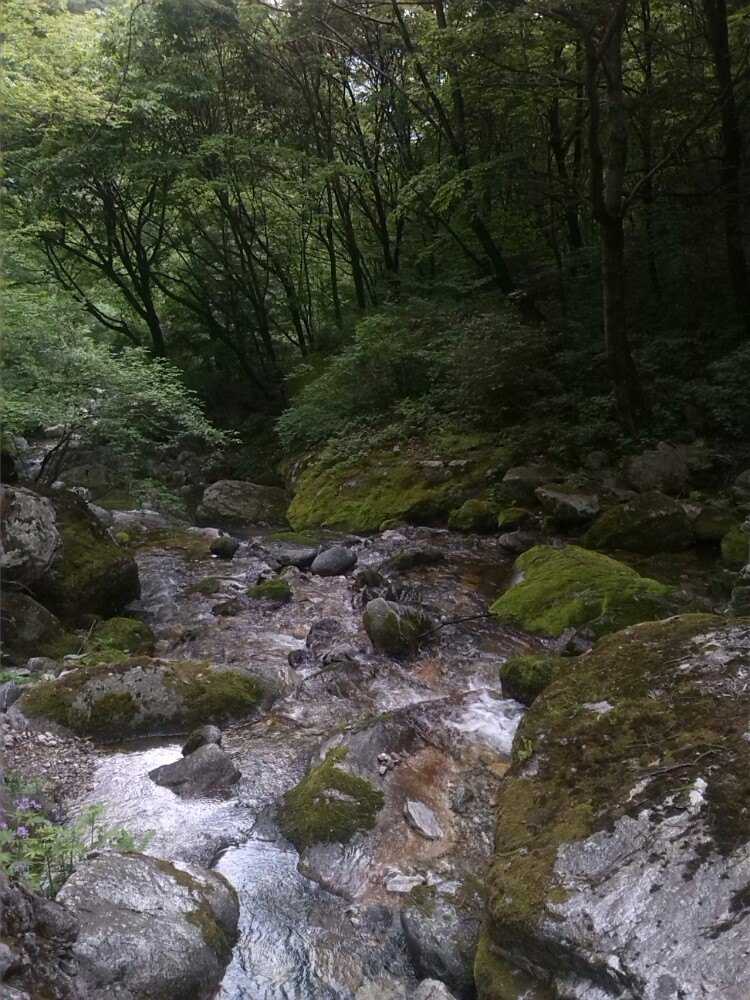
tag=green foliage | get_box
[0,792,148,895]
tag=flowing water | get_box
[72,523,541,998]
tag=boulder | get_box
[0,486,61,585]
[247,577,292,602]
[149,744,240,798]
[17,658,264,739]
[306,617,348,658]
[197,480,288,527]
[447,500,497,533]
[499,654,564,706]
[381,546,447,573]
[622,441,689,494]
[729,585,750,616]
[0,591,68,660]
[721,524,750,568]
[496,507,531,530]
[584,491,693,553]
[490,545,675,639]
[363,598,432,657]
[498,466,558,506]
[692,506,740,543]
[57,852,239,1000]
[30,488,139,623]
[266,542,319,570]
[534,485,599,524]
[412,982,459,1000]
[209,535,240,559]
[87,617,156,659]
[481,614,750,1000]
[731,468,750,501]
[310,546,358,576]
[182,724,222,756]
[404,799,443,840]
[402,900,480,999]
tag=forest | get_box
[2,3,750,1000]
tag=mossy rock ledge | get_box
[480,614,750,1000]
[279,747,384,849]
[490,545,675,640]
[18,658,264,739]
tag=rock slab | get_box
[149,743,241,798]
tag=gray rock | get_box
[729,585,750,616]
[149,744,240,797]
[535,485,600,524]
[267,543,320,570]
[182,724,222,756]
[363,598,431,658]
[0,680,22,711]
[499,465,559,506]
[402,901,479,998]
[1,593,64,659]
[404,800,443,840]
[26,656,62,674]
[385,874,425,894]
[87,503,114,527]
[0,486,61,584]
[197,480,288,526]
[210,535,240,559]
[57,852,238,999]
[732,468,750,500]
[412,983,459,1000]
[623,441,689,495]
[310,546,358,576]
[497,529,539,554]
[306,617,348,658]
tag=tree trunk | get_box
[601,219,642,436]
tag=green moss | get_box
[114,530,132,544]
[247,577,292,602]
[87,617,156,659]
[189,577,222,596]
[87,691,138,733]
[490,545,674,639]
[497,507,531,530]
[166,661,264,724]
[693,508,740,544]
[186,904,231,961]
[279,747,385,849]
[448,499,497,533]
[584,491,693,554]
[485,615,750,947]
[379,518,405,531]
[721,525,749,568]
[499,654,563,706]
[287,438,508,533]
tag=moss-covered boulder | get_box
[30,489,139,624]
[448,499,497,533]
[481,615,750,1000]
[490,545,674,639]
[87,617,156,660]
[247,577,292,602]
[363,598,432,657]
[693,506,740,544]
[497,507,531,531]
[721,524,749,568]
[278,747,384,849]
[18,658,264,739]
[0,591,76,662]
[584,491,693,554]
[499,654,564,706]
[287,436,509,533]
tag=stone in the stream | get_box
[149,743,240,798]
[404,800,443,840]
[57,852,239,999]
[480,614,750,1000]
[412,981,459,1000]
[402,900,480,999]
[363,598,432,658]
[534,485,599,524]
[499,654,564,706]
[310,545,358,576]
[210,534,240,559]
[267,542,320,570]
[306,617,348,657]
[212,597,243,617]
[182,724,222,756]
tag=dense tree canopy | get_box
[4,0,750,447]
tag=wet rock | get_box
[692,506,740,543]
[499,465,559,506]
[211,597,243,617]
[482,615,750,1000]
[149,743,241,798]
[306,617,348,658]
[497,529,539,554]
[197,479,288,527]
[0,680,22,711]
[499,654,563,706]
[381,546,447,573]
[402,900,480,999]
[209,534,240,559]
[534,485,599,524]
[491,545,675,639]
[1,871,85,1000]
[385,874,425,894]
[623,441,689,495]
[0,485,61,584]
[447,500,497,533]
[182,724,222,756]
[584,491,694,553]
[310,545,358,576]
[57,852,239,999]
[363,598,432,658]
[16,658,264,739]
[404,800,444,840]
[247,577,292,603]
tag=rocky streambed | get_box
[52,520,537,999]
